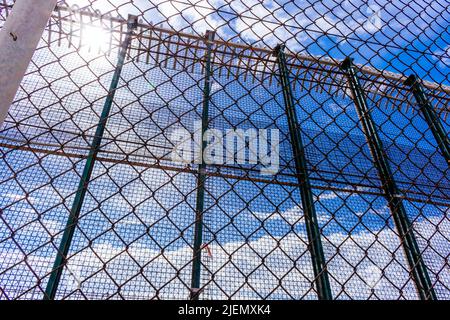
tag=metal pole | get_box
[404,74,450,164]
[190,30,215,300]
[0,0,58,128]
[43,15,138,300]
[341,57,436,300]
[274,44,333,300]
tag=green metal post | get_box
[43,15,138,300]
[404,74,450,164]
[190,30,215,300]
[274,44,333,300]
[341,57,437,300]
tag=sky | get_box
[52,0,450,85]
[0,0,449,300]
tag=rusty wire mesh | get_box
[0,0,449,300]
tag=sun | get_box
[81,24,110,54]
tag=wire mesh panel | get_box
[0,0,449,300]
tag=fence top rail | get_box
[1,2,449,116]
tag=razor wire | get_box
[0,0,449,300]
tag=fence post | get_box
[0,0,58,128]
[190,30,215,300]
[404,75,450,164]
[43,15,138,300]
[340,57,437,300]
[274,44,332,300]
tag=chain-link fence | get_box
[0,0,449,300]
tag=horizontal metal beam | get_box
[274,44,332,300]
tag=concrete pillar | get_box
[0,0,57,128]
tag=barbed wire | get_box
[0,0,449,300]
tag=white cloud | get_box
[5,193,37,203]
[1,214,449,299]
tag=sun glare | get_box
[81,24,111,54]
